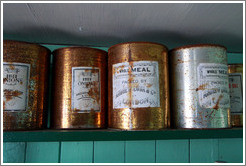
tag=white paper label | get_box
[72,67,100,113]
[197,63,230,109]
[113,61,160,109]
[229,73,243,113]
[3,62,30,111]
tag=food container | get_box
[108,42,170,130]
[52,47,107,129]
[169,44,231,128]
[3,40,50,130]
[228,64,243,127]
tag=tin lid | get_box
[52,46,107,56]
[3,40,51,53]
[108,41,168,51]
[170,43,227,53]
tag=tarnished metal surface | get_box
[108,42,170,130]
[52,47,107,129]
[3,40,50,131]
[228,64,243,127]
[169,44,231,128]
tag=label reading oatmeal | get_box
[3,62,30,111]
[197,63,230,109]
[72,67,100,113]
[229,73,243,113]
[113,61,160,109]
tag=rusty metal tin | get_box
[228,64,243,127]
[52,47,107,129]
[169,44,231,129]
[108,42,170,130]
[3,40,50,131]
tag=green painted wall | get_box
[3,44,244,163]
[3,138,243,163]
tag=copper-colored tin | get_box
[108,42,170,130]
[3,40,50,131]
[228,64,243,127]
[52,47,107,129]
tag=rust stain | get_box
[190,105,196,111]
[4,89,23,101]
[87,81,100,104]
[84,69,90,72]
[3,101,6,110]
[213,95,223,110]
[91,69,98,74]
[128,61,134,108]
[9,64,15,70]
[196,83,208,91]
[146,83,153,88]
[31,75,39,81]
[113,64,125,75]
[177,59,185,64]
[3,78,7,84]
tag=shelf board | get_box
[3,128,243,142]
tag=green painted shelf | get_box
[3,128,243,142]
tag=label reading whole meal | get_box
[3,62,30,111]
[113,61,160,109]
[229,73,243,113]
[72,67,100,113]
[197,63,230,109]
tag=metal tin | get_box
[169,44,231,129]
[228,64,243,127]
[3,40,50,131]
[52,47,107,129]
[108,42,170,130]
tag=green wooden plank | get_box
[3,128,243,142]
[218,138,243,163]
[94,141,125,163]
[25,142,60,163]
[60,141,93,163]
[125,140,155,163]
[190,139,219,163]
[3,142,26,163]
[156,139,189,163]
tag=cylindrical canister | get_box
[52,47,107,129]
[169,44,231,128]
[228,64,243,127]
[3,40,50,130]
[108,42,170,130]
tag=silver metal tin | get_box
[169,44,231,129]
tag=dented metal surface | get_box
[3,40,50,131]
[228,64,243,127]
[52,47,107,129]
[108,42,170,130]
[169,44,231,128]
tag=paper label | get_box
[229,73,243,113]
[197,63,230,109]
[3,62,30,111]
[113,61,160,109]
[72,67,100,113]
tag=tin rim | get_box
[4,40,51,53]
[108,41,168,51]
[52,46,107,55]
[170,43,227,53]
